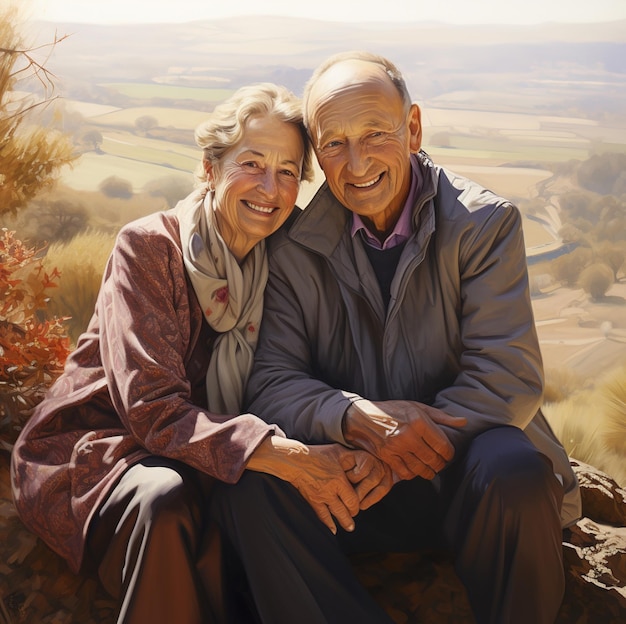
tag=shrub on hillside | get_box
[43,230,116,344]
[549,247,592,287]
[81,129,103,153]
[12,194,89,247]
[579,262,614,301]
[594,242,626,281]
[99,176,133,199]
[134,114,158,134]
[0,230,70,438]
[577,152,626,195]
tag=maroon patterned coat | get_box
[11,207,278,573]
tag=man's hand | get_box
[343,399,466,481]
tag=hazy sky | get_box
[24,0,626,25]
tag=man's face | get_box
[307,60,421,232]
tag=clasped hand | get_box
[247,436,392,535]
[288,443,392,535]
[343,399,467,481]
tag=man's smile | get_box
[350,173,384,189]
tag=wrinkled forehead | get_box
[306,61,405,139]
[308,60,396,112]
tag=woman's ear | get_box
[203,159,216,191]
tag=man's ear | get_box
[408,103,422,153]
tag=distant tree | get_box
[579,262,614,301]
[60,106,85,135]
[99,175,133,199]
[144,175,194,208]
[37,200,89,243]
[559,191,594,222]
[5,191,89,247]
[558,223,586,245]
[598,215,626,244]
[135,114,158,134]
[81,129,103,152]
[594,242,626,282]
[550,247,592,287]
[0,6,75,217]
[613,170,626,197]
[577,153,626,195]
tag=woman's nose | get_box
[258,170,278,197]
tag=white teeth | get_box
[353,175,381,188]
[246,201,275,213]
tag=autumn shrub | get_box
[43,230,116,344]
[0,230,71,440]
[0,7,75,218]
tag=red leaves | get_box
[0,229,70,428]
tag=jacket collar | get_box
[289,151,438,259]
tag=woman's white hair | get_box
[194,82,313,185]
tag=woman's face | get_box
[206,114,304,260]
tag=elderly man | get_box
[215,51,581,624]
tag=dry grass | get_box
[543,361,626,487]
[43,230,117,345]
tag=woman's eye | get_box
[242,161,259,168]
[280,169,296,177]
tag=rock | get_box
[1,450,624,623]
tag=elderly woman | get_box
[11,84,391,624]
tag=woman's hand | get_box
[246,437,386,534]
[341,448,394,510]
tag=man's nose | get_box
[346,140,369,176]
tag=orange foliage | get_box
[0,229,70,434]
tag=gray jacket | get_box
[246,152,581,527]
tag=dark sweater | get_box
[361,238,407,308]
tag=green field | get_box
[101,83,235,103]
[102,132,199,170]
[59,152,194,192]
[90,106,214,130]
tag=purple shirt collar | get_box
[351,159,422,250]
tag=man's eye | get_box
[365,132,388,146]
[323,140,343,150]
